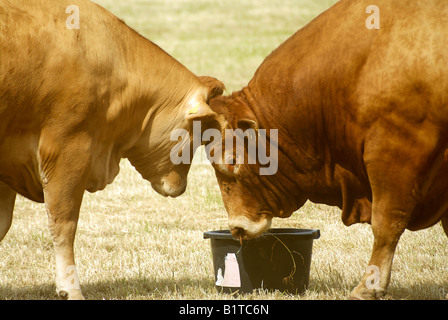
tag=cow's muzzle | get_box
[152,182,187,197]
[151,173,187,197]
[229,215,272,240]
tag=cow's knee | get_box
[0,184,16,242]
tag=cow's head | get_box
[206,94,303,240]
[127,76,225,198]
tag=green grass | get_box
[0,0,447,300]
[96,0,339,91]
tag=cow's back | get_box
[353,0,448,127]
[0,0,195,133]
[250,0,448,162]
[0,0,125,120]
[251,0,448,125]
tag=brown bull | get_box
[207,0,448,299]
[0,0,223,299]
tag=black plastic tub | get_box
[203,228,320,294]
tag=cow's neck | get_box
[109,30,202,176]
[126,38,200,130]
[227,88,310,216]
[239,80,350,210]
[241,70,368,216]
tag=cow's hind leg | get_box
[0,182,16,242]
[442,214,448,238]
[442,214,448,299]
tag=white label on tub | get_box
[215,268,224,286]
[222,253,241,287]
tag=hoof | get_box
[350,285,385,300]
[57,289,69,300]
[56,288,85,300]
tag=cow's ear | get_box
[186,102,216,121]
[199,76,226,101]
[237,118,259,131]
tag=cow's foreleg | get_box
[350,201,407,300]
[40,139,89,300]
[44,180,85,300]
[0,182,16,242]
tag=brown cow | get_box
[0,0,223,299]
[207,0,448,299]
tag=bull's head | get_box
[206,94,303,240]
[127,76,225,198]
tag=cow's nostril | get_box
[231,227,245,242]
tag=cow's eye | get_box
[217,161,243,179]
[217,163,235,177]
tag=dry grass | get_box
[1,160,446,300]
[0,0,447,300]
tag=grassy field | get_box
[0,0,447,300]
